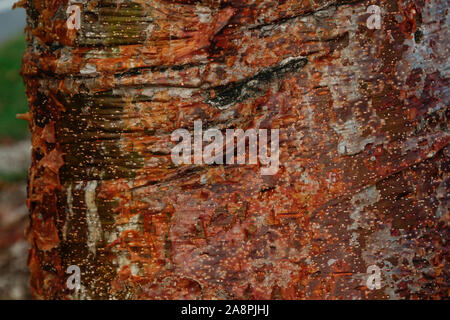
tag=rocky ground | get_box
[0,140,31,299]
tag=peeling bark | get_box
[22,0,448,299]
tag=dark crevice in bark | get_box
[205,56,308,109]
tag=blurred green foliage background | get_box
[0,29,31,300]
[0,33,28,140]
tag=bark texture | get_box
[22,0,448,299]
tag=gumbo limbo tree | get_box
[19,0,448,299]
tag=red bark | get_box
[22,0,448,299]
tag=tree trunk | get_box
[21,0,448,299]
